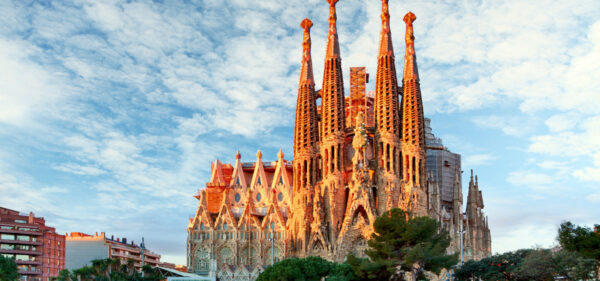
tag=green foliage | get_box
[256,256,357,281]
[50,258,163,281]
[558,221,600,261]
[551,250,598,281]
[0,255,20,281]
[354,208,457,279]
[454,249,533,281]
[346,253,391,281]
[454,248,598,281]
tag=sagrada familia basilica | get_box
[187,0,492,279]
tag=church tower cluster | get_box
[187,1,491,280]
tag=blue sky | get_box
[1,0,599,265]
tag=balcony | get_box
[17,260,43,265]
[18,269,42,275]
[111,251,141,261]
[0,239,43,246]
[0,229,42,236]
[0,249,42,256]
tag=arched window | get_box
[223,223,228,230]
[195,247,209,272]
[200,223,205,231]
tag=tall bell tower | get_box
[318,0,347,249]
[374,0,402,214]
[400,12,428,215]
[291,18,319,255]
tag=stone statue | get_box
[352,112,369,186]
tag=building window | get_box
[223,223,228,230]
[256,193,262,202]
[14,220,27,224]
[15,254,30,261]
[16,235,30,241]
[1,234,15,240]
[235,193,241,202]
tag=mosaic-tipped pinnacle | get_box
[300,18,313,31]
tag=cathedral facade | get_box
[186,1,491,279]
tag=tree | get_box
[0,255,20,281]
[349,208,457,281]
[551,250,598,281]
[453,248,598,281]
[51,258,163,281]
[558,221,600,261]
[256,256,357,281]
[454,249,532,281]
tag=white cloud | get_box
[53,163,106,176]
[530,116,600,182]
[472,115,538,137]
[0,39,67,125]
[545,113,581,133]
[586,193,600,203]
[463,153,496,167]
[506,171,553,189]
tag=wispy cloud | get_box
[463,153,496,167]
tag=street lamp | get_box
[457,214,466,266]
[141,237,145,278]
[269,222,276,266]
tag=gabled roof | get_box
[208,160,226,186]
[230,151,249,188]
[271,150,292,189]
[251,150,270,188]
[214,189,237,227]
[237,189,261,229]
[261,192,287,229]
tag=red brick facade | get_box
[0,207,65,281]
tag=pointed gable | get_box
[261,192,286,230]
[230,151,249,188]
[214,189,237,228]
[189,189,215,229]
[271,150,292,207]
[251,150,270,196]
[208,160,226,186]
[271,150,292,188]
[237,189,261,229]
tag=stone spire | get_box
[401,12,427,215]
[320,0,346,144]
[401,12,424,149]
[402,12,419,81]
[375,0,400,133]
[291,18,319,256]
[294,18,319,161]
[317,0,347,251]
[374,0,402,212]
[401,12,426,152]
[299,19,315,86]
[325,0,341,58]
